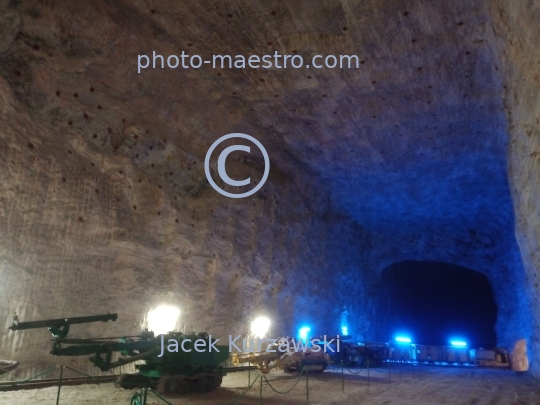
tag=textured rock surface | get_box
[488,0,540,374]
[0,0,537,379]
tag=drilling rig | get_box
[232,337,329,374]
[8,313,232,394]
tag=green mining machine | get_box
[9,313,234,394]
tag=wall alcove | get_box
[376,260,498,348]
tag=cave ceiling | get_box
[0,0,514,251]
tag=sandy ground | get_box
[1,364,539,405]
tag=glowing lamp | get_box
[299,326,311,342]
[450,341,467,347]
[250,317,271,339]
[395,336,412,343]
[341,326,348,336]
[147,305,180,335]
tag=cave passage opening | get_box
[377,260,498,348]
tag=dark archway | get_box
[377,261,497,348]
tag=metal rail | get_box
[0,375,119,391]
[9,313,118,331]
[9,313,118,339]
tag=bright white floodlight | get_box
[147,305,180,335]
[251,317,271,338]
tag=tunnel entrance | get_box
[377,261,497,348]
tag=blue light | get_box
[341,326,348,336]
[299,327,311,342]
[450,340,467,347]
[395,336,411,343]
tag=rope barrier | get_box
[1,360,401,404]
[0,365,122,404]
[262,369,305,394]
[0,366,58,391]
[345,366,364,375]
[129,387,181,405]
[227,374,262,405]
[63,366,107,380]
[148,388,174,405]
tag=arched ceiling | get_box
[0,0,513,235]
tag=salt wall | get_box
[489,0,540,374]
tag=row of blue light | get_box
[299,329,466,348]
[296,325,350,342]
[395,335,467,347]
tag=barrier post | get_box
[259,375,263,405]
[305,367,309,404]
[202,366,206,393]
[55,366,64,405]
[399,362,402,380]
[367,359,370,387]
[388,363,391,382]
[341,360,344,393]
[147,387,174,405]
[248,362,251,387]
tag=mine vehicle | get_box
[279,349,329,373]
[313,336,386,368]
[469,348,510,368]
[8,313,232,394]
[232,337,329,374]
[404,344,510,368]
[363,340,512,369]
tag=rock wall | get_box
[489,0,540,374]
[0,83,367,378]
[0,1,368,378]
